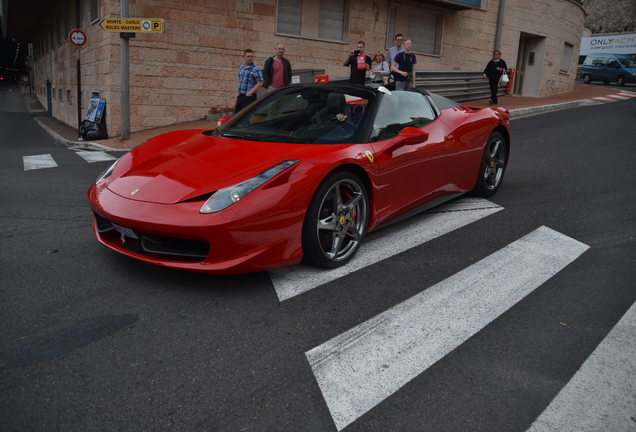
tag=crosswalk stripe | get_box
[306,226,589,431]
[591,97,618,103]
[75,151,117,163]
[526,300,636,432]
[23,154,58,171]
[270,197,503,301]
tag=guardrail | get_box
[330,70,509,103]
[414,70,506,102]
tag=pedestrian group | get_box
[235,36,507,113]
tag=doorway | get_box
[514,38,528,95]
[514,33,546,98]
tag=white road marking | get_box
[76,151,117,163]
[270,197,503,301]
[591,97,618,103]
[526,301,636,432]
[306,226,589,431]
[23,154,58,171]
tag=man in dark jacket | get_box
[343,41,372,86]
[263,43,292,92]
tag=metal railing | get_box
[413,70,506,102]
[331,70,507,103]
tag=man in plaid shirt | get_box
[235,49,264,114]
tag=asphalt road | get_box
[1,81,635,431]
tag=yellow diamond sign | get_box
[99,18,165,33]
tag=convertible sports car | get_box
[88,84,510,274]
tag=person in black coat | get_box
[483,50,508,105]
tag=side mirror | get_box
[217,115,232,128]
[383,127,429,154]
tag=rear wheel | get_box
[583,74,591,84]
[617,76,626,86]
[302,171,369,268]
[474,131,507,197]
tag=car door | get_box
[593,57,608,81]
[604,58,620,83]
[368,91,455,224]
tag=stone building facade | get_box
[31,0,585,138]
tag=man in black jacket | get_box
[263,43,292,92]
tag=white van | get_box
[581,53,636,86]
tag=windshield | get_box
[370,90,437,142]
[621,57,636,68]
[216,86,373,144]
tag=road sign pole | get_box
[68,29,87,135]
[77,47,82,135]
[121,0,131,140]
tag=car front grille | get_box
[94,213,210,261]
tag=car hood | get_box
[107,131,318,204]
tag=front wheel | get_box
[583,74,591,84]
[473,131,507,197]
[302,171,369,268]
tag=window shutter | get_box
[318,0,345,41]
[408,10,439,55]
[560,43,574,73]
[277,0,302,36]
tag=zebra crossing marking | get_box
[23,152,117,170]
[23,154,58,171]
[270,197,503,301]
[75,151,117,163]
[526,300,636,432]
[306,226,589,431]
[590,91,636,104]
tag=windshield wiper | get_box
[219,132,285,143]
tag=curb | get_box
[508,99,599,118]
[34,117,119,152]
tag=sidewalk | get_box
[25,83,635,152]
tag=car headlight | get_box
[95,158,120,184]
[200,160,299,214]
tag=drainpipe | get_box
[494,0,505,51]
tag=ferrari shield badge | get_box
[364,150,374,163]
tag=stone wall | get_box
[584,0,636,34]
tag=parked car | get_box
[87,84,511,275]
[581,53,636,86]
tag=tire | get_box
[473,131,507,198]
[583,74,591,84]
[617,76,625,86]
[302,171,369,268]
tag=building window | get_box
[67,89,72,104]
[276,0,349,42]
[387,3,444,56]
[90,0,99,23]
[59,88,63,101]
[560,42,574,73]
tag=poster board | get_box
[85,97,106,123]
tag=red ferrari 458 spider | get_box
[88,84,510,274]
